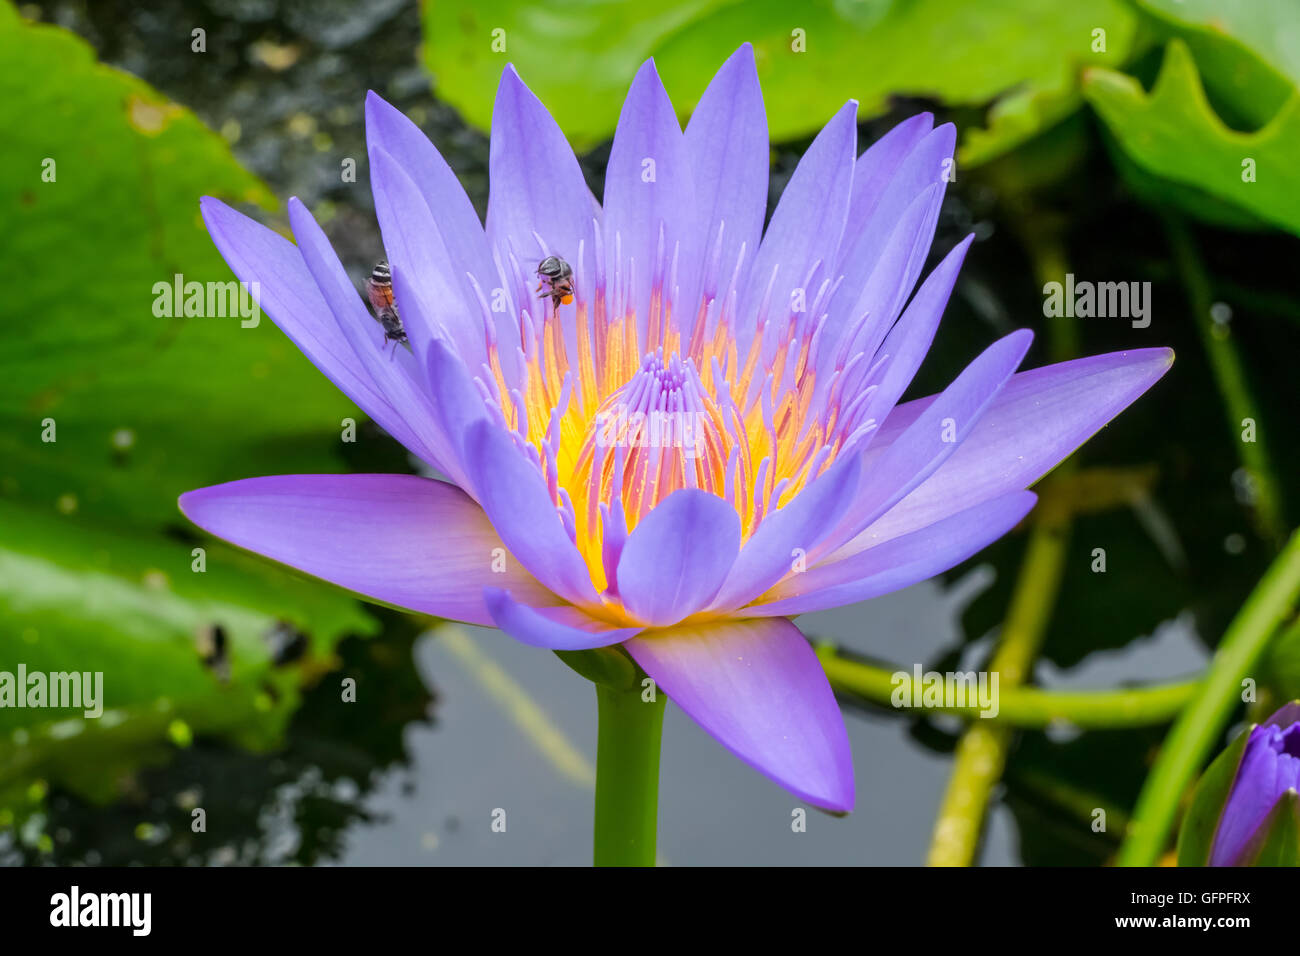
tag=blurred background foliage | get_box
[1,0,1297,865]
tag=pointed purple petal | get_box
[364,90,494,292]
[709,456,861,612]
[846,112,934,234]
[838,348,1175,555]
[818,329,1034,558]
[1210,723,1300,865]
[286,197,467,486]
[626,617,854,812]
[684,43,768,308]
[178,474,555,625]
[857,184,946,335]
[488,65,596,267]
[846,233,974,432]
[821,188,953,390]
[485,588,640,650]
[835,123,955,305]
[424,336,491,494]
[749,491,1037,616]
[738,100,857,356]
[369,145,489,370]
[616,488,741,626]
[603,58,700,344]
[465,420,600,607]
[199,197,427,462]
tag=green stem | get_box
[926,505,1072,866]
[593,681,665,867]
[1117,529,1300,866]
[818,646,1199,729]
[1164,214,1287,547]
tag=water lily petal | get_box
[709,456,861,612]
[364,90,497,302]
[199,197,429,463]
[424,336,492,494]
[738,99,857,357]
[749,491,1037,616]
[1210,722,1300,866]
[488,64,597,257]
[824,186,950,386]
[465,419,601,607]
[485,588,640,650]
[836,123,955,305]
[846,233,974,435]
[616,488,741,626]
[178,474,554,624]
[287,196,468,486]
[845,112,934,237]
[818,328,1034,558]
[604,58,700,346]
[625,616,854,812]
[684,43,767,317]
[369,144,485,371]
[487,63,597,364]
[833,348,1175,557]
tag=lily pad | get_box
[0,7,381,818]
[0,4,361,528]
[1137,0,1300,125]
[1084,40,1300,237]
[0,500,376,815]
[423,0,1140,164]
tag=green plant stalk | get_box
[1164,214,1287,547]
[926,509,1071,866]
[1117,529,1300,866]
[818,646,1198,729]
[593,681,665,867]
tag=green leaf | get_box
[1084,40,1300,237]
[1137,0,1300,125]
[422,0,1140,164]
[0,500,376,812]
[0,7,383,814]
[1175,723,1251,866]
[1241,790,1300,866]
[0,4,361,528]
[422,0,732,150]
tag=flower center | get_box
[474,228,884,593]
[570,349,729,532]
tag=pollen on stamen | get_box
[479,231,894,596]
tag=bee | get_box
[535,255,575,312]
[365,260,407,354]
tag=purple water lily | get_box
[180,45,1171,812]
[1210,703,1300,866]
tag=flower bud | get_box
[1179,702,1300,866]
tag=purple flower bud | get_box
[1210,703,1300,866]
